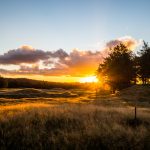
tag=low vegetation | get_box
[0,105,150,150]
[0,85,149,150]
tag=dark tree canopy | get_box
[138,41,150,84]
[97,44,135,92]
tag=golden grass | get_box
[0,104,150,150]
[0,103,52,111]
[0,86,150,149]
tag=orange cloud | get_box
[0,36,140,79]
[20,45,35,51]
[105,36,139,50]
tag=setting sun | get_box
[79,76,98,83]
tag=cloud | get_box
[105,36,139,50]
[52,49,68,59]
[5,49,102,76]
[57,49,103,76]
[0,46,51,65]
[0,46,69,65]
[0,36,140,77]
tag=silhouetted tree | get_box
[138,41,150,84]
[0,76,8,88]
[97,44,135,93]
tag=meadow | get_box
[0,85,150,150]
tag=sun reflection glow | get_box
[79,76,98,83]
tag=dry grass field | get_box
[0,85,150,150]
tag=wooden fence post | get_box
[134,106,137,120]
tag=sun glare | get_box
[79,76,98,83]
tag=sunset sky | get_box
[0,0,150,82]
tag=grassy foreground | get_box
[0,104,150,150]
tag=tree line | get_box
[0,77,95,89]
[97,41,150,93]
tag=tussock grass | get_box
[0,104,150,150]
